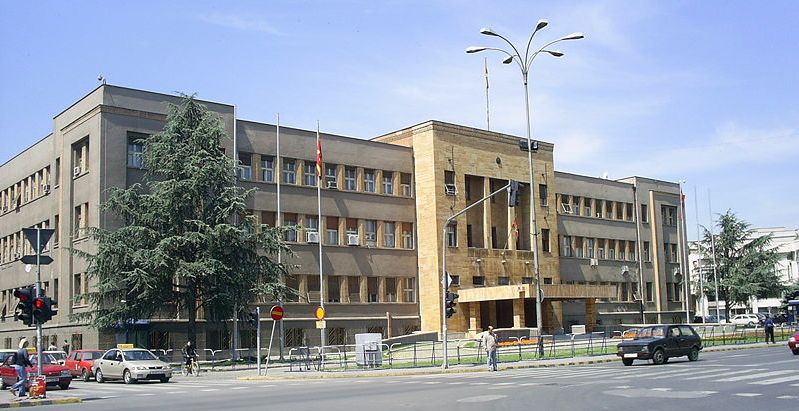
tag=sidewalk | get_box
[0,397,81,408]
[227,341,779,381]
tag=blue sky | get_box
[1,0,797,239]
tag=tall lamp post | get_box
[467,21,583,350]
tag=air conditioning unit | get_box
[347,234,360,246]
[42,184,51,194]
[589,258,599,267]
[73,167,81,176]
[326,181,337,189]
[444,184,457,196]
[306,231,320,244]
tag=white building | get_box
[689,227,799,317]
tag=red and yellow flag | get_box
[315,139,323,179]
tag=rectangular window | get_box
[641,204,648,223]
[304,216,318,232]
[629,241,636,261]
[54,157,60,187]
[587,238,595,258]
[643,241,650,262]
[646,282,653,302]
[327,277,340,302]
[606,202,613,219]
[404,278,416,303]
[674,283,682,302]
[663,243,670,263]
[616,203,624,220]
[283,213,297,242]
[539,184,548,206]
[72,137,89,176]
[53,214,60,246]
[541,229,550,253]
[282,159,296,184]
[365,220,377,246]
[620,282,629,302]
[662,205,677,226]
[583,198,592,217]
[498,277,510,286]
[348,276,360,302]
[574,237,584,258]
[572,196,580,216]
[543,277,553,285]
[73,203,88,238]
[619,240,626,260]
[325,164,337,188]
[561,236,572,257]
[73,273,85,307]
[326,216,339,245]
[344,167,357,191]
[671,244,678,263]
[402,223,414,249]
[446,223,457,247]
[595,200,603,218]
[261,157,274,182]
[449,275,460,286]
[367,277,378,302]
[382,171,393,194]
[521,277,533,284]
[127,133,146,168]
[238,152,252,180]
[303,162,317,186]
[666,282,674,301]
[364,169,375,193]
[400,173,412,197]
[472,276,485,286]
[608,240,616,260]
[384,277,397,302]
[383,222,395,248]
[626,203,634,221]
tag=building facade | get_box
[0,85,690,350]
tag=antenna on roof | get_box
[97,75,106,85]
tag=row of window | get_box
[560,236,640,261]
[2,334,83,351]
[0,279,59,320]
[445,223,552,252]
[254,211,414,249]
[557,194,638,222]
[614,281,682,303]
[286,275,416,304]
[0,220,53,264]
[451,275,554,287]
[0,165,51,214]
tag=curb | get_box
[0,397,81,408]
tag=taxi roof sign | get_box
[116,343,134,349]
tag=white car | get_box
[730,314,759,326]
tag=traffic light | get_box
[508,180,521,207]
[445,292,459,318]
[248,310,258,327]
[13,287,34,326]
[32,296,56,324]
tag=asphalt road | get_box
[40,346,798,411]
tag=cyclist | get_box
[182,341,198,374]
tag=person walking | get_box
[764,315,775,344]
[11,339,33,400]
[61,340,70,353]
[482,326,498,372]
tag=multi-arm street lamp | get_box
[467,21,583,351]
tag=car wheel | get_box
[59,383,70,390]
[688,347,700,361]
[792,349,799,356]
[622,359,634,366]
[652,349,666,365]
[123,369,136,385]
[160,377,170,383]
[747,321,754,327]
[81,368,91,382]
[95,368,105,383]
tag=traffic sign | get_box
[23,228,55,254]
[270,305,284,321]
[314,306,325,320]
[21,255,53,265]
[315,320,326,329]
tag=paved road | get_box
[41,346,797,410]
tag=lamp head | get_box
[560,32,585,41]
[466,46,487,54]
[502,55,514,64]
[479,27,498,36]
[544,50,564,57]
[535,19,549,31]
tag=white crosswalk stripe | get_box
[683,369,764,380]
[718,370,785,382]
[749,375,799,385]
[647,368,729,380]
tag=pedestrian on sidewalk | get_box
[764,315,775,344]
[10,339,33,400]
[482,326,498,372]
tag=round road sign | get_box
[270,305,284,321]
[315,306,326,321]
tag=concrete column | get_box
[340,218,348,246]
[359,277,368,303]
[339,276,349,303]
[375,170,383,193]
[513,298,525,328]
[396,278,405,303]
[483,177,492,248]
[378,277,386,303]
[377,221,384,247]
[585,299,597,332]
[507,204,517,251]
[299,275,309,303]
[252,153,261,181]
[81,143,88,171]
[356,167,364,192]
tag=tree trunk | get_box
[187,282,197,345]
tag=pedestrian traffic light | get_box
[13,287,34,327]
[508,180,521,207]
[445,292,459,318]
[248,310,258,327]
[32,296,55,324]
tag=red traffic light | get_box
[34,298,45,309]
[14,288,31,301]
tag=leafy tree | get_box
[698,210,783,320]
[74,96,291,344]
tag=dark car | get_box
[616,324,702,366]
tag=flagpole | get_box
[484,57,490,131]
[694,185,704,316]
[316,122,326,348]
[276,114,285,361]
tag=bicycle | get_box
[182,355,200,376]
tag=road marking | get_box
[423,381,441,385]
[458,395,507,403]
[651,388,672,391]
[167,391,186,394]
[232,387,248,390]
[683,369,762,380]
[749,375,799,385]
[518,383,541,386]
[777,395,798,400]
[492,382,515,385]
[470,382,490,385]
[448,382,464,385]
[718,370,784,382]
[734,393,762,397]
[136,393,156,396]
[200,389,219,392]
[647,368,727,380]
[614,386,631,389]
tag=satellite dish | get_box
[24,264,32,273]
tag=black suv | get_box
[616,324,702,366]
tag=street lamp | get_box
[467,22,583,354]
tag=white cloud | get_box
[198,13,283,35]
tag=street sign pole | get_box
[264,305,284,375]
[255,306,261,376]
[35,228,43,377]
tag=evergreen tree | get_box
[75,96,291,344]
[699,210,782,320]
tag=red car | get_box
[789,330,799,355]
[64,350,104,381]
[0,353,72,390]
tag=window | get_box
[572,196,580,216]
[498,277,510,286]
[671,244,678,263]
[344,167,356,191]
[282,159,296,184]
[446,223,457,247]
[402,223,413,249]
[385,277,397,302]
[583,198,592,217]
[53,214,60,246]
[595,200,603,218]
[449,275,460,286]
[327,277,340,302]
[645,282,653,302]
[641,204,648,223]
[364,169,375,193]
[561,236,572,257]
[73,203,88,238]
[127,134,145,168]
[620,282,629,301]
[404,278,416,303]
[303,162,317,186]
[543,277,553,284]
[305,216,319,233]
[626,203,634,221]
[71,334,83,351]
[72,137,89,176]
[674,283,682,302]
[587,238,595,258]
[605,202,613,219]
[629,241,636,261]
[643,241,650,262]
[539,184,548,206]
[382,171,393,194]
[619,240,626,260]
[54,157,60,187]
[325,164,337,188]
[237,152,252,180]
[261,157,274,182]
[400,173,412,197]
[73,273,86,307]
[574,237,584,258]
[608,240,616,260]
[662,205,677,226]
[383,222,395,248]
[666,282,674,301]
[616,203,624,220]
[367,277,378,302]
[472,276,485,286]
[663,243,670,263]
[283,213,297,242]
[541,229,550,253]
[365,220,377,245]
[326,216,339,245]
[522,277,533,284]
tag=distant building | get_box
[0,84,689,351]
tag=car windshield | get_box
[29,354,58,365]
[635,326,665,339]
[83,352,103,361]
[122,350,157,361]
[47,352,66,361]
